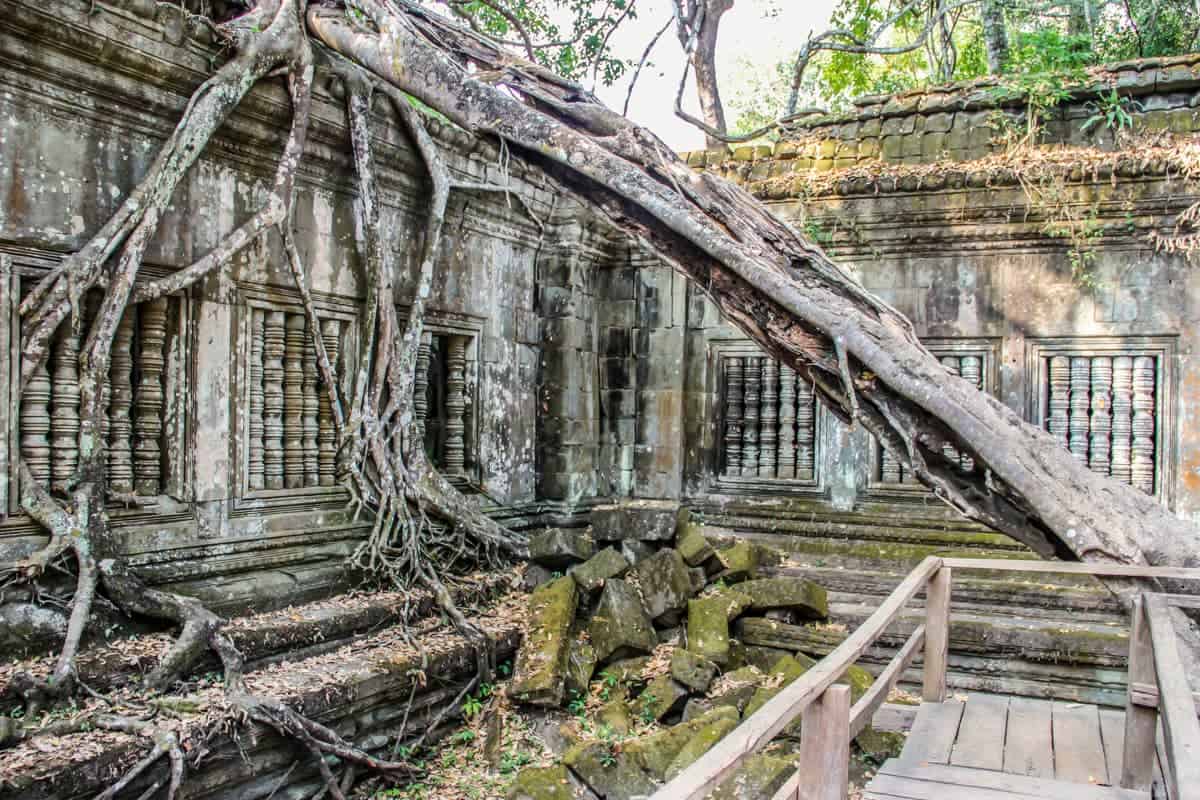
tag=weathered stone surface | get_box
[743,654,813,720]
[523,564,556,592]
[592,500,683,542]
[688,567,707,594]
[738,577,828,619]
[856,725,906,760]
[529,529,596,568]
[511,577,579,706]
[636,675,689,722]
[714,542,760,582]
[565,633,598,699]
[602,655,651,686]
[625,706,739,780]
[563,741,658,800]
[598,696,634,735]
[676,522,715,566]
[619,540,655,565]
[707,586,754,620]
[710,754,795,800]
[707,666,766,714]
[589,579,658,662]
[682,697,714,721]
[735,644,795,672]
[687,595,732,665]
[569,547,630,592]
[670,649,718,692]
[664,714,740,780]
[508,764,599,800]
[630,549,695,619]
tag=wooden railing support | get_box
[798,684,851,800]
[1144,594,1200,800]
[1121,596,1158,792]
[922,565,951,702]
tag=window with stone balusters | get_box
[717,351,819,486]
[872,343,996,490]
[17,287,190,505]
[1028,338,1174,500]
[412,330,477,481]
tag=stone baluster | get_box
[777,365,796,479]
[940,357,962,472]
[413,332,432,443]
[248,309,266,490]
[21,351,52,487]
[443,335,468,475]
[879,447,902,484]
[50,321,82,489]
[263,311,285,490]
[723,357,744,476]
[1047,355,1070,449]
[1131,356,1156,495]
[283,314,306,488]
[302,324,320,487]
[134,296,168,495]
[1088,356,1112,476]
[959,356,982,473]
[795,373,815,481]
[107,307,136,495]
[1110,356,1133,486]
[317,318,341,487]
[740,357,761,476]
[759,360,779,477]
[1068,357,1091,464]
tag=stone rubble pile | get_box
[506,501,897,800]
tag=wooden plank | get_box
[898,700,964,767]
[1122,597,1158,792]
[866,772,1043,799]
[940,559,1200,581]
[770,771,800,800]
[1100,708,1125,787]
[652,555,944,800]
[798,685,850,800]
[1144,595,1200,800]
[877,760,1149,800]
[850,625,925,738]
[1002,696,1054,779]
[1053,701,1109,786]
[951,693,1010,771]
[922,567,951,702]
[872,703,919,734]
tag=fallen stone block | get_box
[682,697,714,721]
[597,695,634,736]
[510,576,579,706]
[620,540,655,565]
[711,753,795,800]
[686,594,738,665]
[635,674,689,722]
[529,528,596,568]
[564,632,597,699]
[592,500,685,542]
[589,579,658,662]
[676,522,716,566]
[625,706,739,780]
[737,577,829,620]
[714,541,760,582]
[523,563,556,591]
[670,649,718,693]
[508,764,599,800]
[630,548,696,619]
[601,655,651,686]
[707,666,766,715]
[563,741,658,800]
[665,713,741,780]
[569,547,630,592]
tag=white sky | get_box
[593,0,839,150]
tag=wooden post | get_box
[798,684,850,800]
[1121,596,1158,791]
[922,566,951,702]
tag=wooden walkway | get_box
[864,694,1150,799]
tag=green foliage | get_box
[638,691,658,725]
[1082,89,1144,134]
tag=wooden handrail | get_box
[1143,594,1200,800]
[941,558,1200,579]
[849,624,925,739]
[650,555,945,800]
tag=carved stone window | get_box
[16,287,190,505]
[716,350,819,487]
[872,339,998,491]
[1028,337,1175,501]
[413,331,477,481]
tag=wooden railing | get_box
[651,556,1200,800]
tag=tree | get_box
[4,0,1199,796]
[670,0,736,147]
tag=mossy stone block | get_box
[687,595,733,665]
[563,741,657,800]
[630,548,695,619]
[707,666,765,714]
[597,696,634,736]
[664,714,740,780]
[569,547,629,592]
[625,706,739,780]
[737,577,828,620]
[710,754,795,800]
[636,675,689,722]
[676,522,715,566]
[564,633,597,699]
[529,529,596,568]
[508,764,598,800]
[589,579,657,662]
[714,541,760,582]
[670,649,718,692]
[511,576,579,706]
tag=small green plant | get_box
[497,660,513,678]
[1082,89,1143,135]
[567,690,587,718]
[499,749,533,774]
[638,692,658,725]
[462,695,484,718]
[452,729,476,744]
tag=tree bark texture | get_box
[980,0,1009,73]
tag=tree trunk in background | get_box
[678,0,733,148]
[980,0,1009,73]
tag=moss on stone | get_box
[687,595,734,665]
[670,648,718,692]
[710,754,795,800]
[676,522,715,566]
[715,541,760,582]
[664,714,740,780]
[511,576,579,706]
[507,764,594,800]
[737,577,829,619]
[625,706,739,780]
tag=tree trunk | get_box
[675,0,733,148]
[311,2,1200,584]
[980,0,1009,74]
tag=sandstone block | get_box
[630,548,695,619]
[591,500,683,542]
[564,633,597,699]
[625,706,739,780]
[563,741,657,800]
[664,714,741,780]
[636,675,689,722]
[670,649,718,692]
[737,577,828,619]
[707,665,765,714]
[569,547,629,592]
[589,579,658,662]
[508,765,598,800]
[714,541,759,582]
[676,522,715,566]
[529,529,595,568]
[511,577,579,706]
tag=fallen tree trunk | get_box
[311,0,1200,580]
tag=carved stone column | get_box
[759,360,779,477]
[262,310,285,490]
[133,296,168,495]
[1067,357,1091,464]
[283,314,306,489]
[413,332,432,444]
[1088,356,1112,476]
[248,309,266,491]
[959,355,982,473]
[107,308,136,495]
[318,318,341,487]
[1047,356,1070,449]
[777,365,796,479]
[302,325,320,487]
[795,372,815,481]
[1131,356,1156,494]
[722,357,743,476]
[1110,356,1133,486]
[21,349,52,487]
[939,357,961,471]
[50,321,81,488]
[740,357,761,477]
[443,334,468,475]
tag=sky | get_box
[592,0,839,150]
